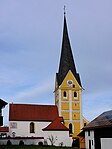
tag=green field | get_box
[0,145,80,149]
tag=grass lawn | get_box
[0,145,80,149]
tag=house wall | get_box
[85,130,95,149]
[43,130,72,147]
[101,138,112,149]
[9,121,50,137]
[94,128,112,149]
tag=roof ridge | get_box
[10,103,56,107]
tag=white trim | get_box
[64,120,80,123]
[72,110,80,112]
[79,90,83,130]
[69,90,72,122]
[72,100,80,103]
[61,110,80,112]
[63,97,67,99]
[59,89,61,116]
[61,101,69,103]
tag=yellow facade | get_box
[72,112,80,120]
[72,103,80,110]
[61,102,69,110]
[60,70,81,90]
[61,112,69,120]
[82,117,89,127]
[55,70,88,139]
[55,71,82,138]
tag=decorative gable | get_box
[60,70,82,89]
[42,118,69,131]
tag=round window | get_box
[67,80,73,86]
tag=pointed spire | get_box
[57,14,82,86]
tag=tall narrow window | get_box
[88,130,90,136]
[63,91,67,97]
[30,122,35,133]
[69,123,73,134]
[89,140,91,149]
[74,92,77,98]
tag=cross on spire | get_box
[64,5,66,15]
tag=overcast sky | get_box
[0,0,112,125]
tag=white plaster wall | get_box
[0,138,44,145]
[101,138,112,149]
[43,131,72,147]
[9,121,50,137]
[85,130,95,149]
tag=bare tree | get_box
[47,135,57,146]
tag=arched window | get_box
[74,92,77,98]
[69,123,73,134]
[30,122,35,133]
[63,91,67,97]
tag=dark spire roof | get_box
[57,15,82,86]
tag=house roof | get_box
[83,110,112,130]
[0,99,8,109]
[42,118,69,131]
[9,104,59,121]
[0,127,9,132]
[57,15,82,87]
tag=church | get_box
[0,14,88,147]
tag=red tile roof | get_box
[0,127,9,132]
[42,118,69,131]
[9,104,59,121]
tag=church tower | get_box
[55,14,87,138]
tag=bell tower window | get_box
[74,92,77,98]
[63,91,67,97]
